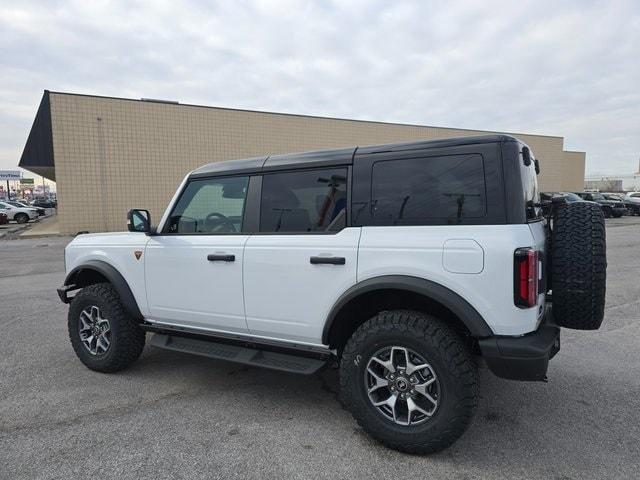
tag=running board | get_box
[149,334,328,375]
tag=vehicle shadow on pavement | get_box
[127,343,638,477]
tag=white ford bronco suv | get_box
[58,135,606,453]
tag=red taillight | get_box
[514,248,538,308]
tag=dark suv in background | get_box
[32,199,57,209]
[540,192,584,216]
[575,192,626,218]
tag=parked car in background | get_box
[31,198,57,209]
[11,199,31,208]
[0,201,40,223]
[541,192,584,203]
[6,200,45,216]
[623,192,640,215]
[575,192,627,218]
[0,211,7,225]
[602,193,624,202]
[540,192,584,216]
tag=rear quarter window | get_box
[519,152,541,221]
[370,153,487,225]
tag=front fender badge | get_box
[134,250,142,260]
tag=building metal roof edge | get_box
[18,90,56,181]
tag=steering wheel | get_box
[205,212,236,233]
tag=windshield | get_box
[591,193,605,201]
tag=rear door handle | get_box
[207,254,235,262]
[310,256,346,265]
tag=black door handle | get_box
[310,256,346,265]
[207,254,235,262]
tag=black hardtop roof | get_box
[189,134,520,178]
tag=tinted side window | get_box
[260,168,348,233]
[520,156,541,221]
[166,176,248,234]
[371,154,486,225]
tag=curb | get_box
[0,223,31,239]
[18,232,65,239]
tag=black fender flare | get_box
[63,260,143,320]
[322,275,493,344]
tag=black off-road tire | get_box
[552,202,606,330]
[340,310,478,454]
[68,283,145,372]
[15,213,28,224]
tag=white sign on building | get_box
[0,170,21,181]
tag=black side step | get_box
[149,334,328,375]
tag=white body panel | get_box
[242,228,361,344]
[64,221,542,342]
[64,232,151,315]
[357,225,542,336]
[144,235,249,332]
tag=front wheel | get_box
[339,310,478,454]
[15,213,28,223]
[68,283,145,372]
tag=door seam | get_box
[241,235,252,333]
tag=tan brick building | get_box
[19,91,586,235]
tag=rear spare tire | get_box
[552,202,606,330]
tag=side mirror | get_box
[127,209,151,233]
[534,158,540,175]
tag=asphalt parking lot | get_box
[1,217,639,480]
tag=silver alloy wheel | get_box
[78,305,111,356]
[365,346,440,426]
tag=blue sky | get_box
[1,0,639,176]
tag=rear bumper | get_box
[479,314,560,381]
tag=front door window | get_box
[166,176,248,234]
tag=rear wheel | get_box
[68,283,145,372]
[14,213,28,223]
[340,310,477,454]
